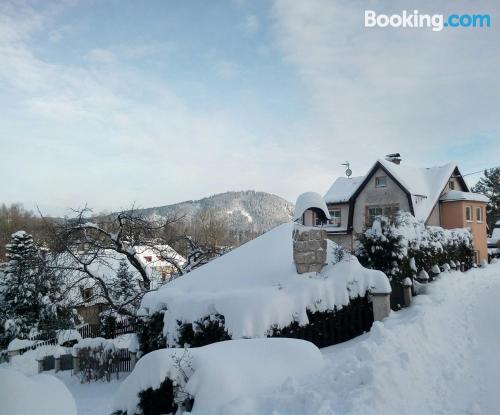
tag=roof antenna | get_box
[342,162,352,178]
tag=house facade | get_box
[295,156,489,263]
[67,245,186,324]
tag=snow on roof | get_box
[60,244,186,306]
[139,223,390,344]
[322,160,462,222]
[377,159,458,221]
[324,176,364,204]
[439,191,489,203]
[293,192,331,221]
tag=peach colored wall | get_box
[441,201,488,263]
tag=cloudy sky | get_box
[1,0,499,215]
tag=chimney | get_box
[292,225,327,274]
[385,153,402,165]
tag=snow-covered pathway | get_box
[225,263,500,415]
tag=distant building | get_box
[65,245,186,324]
[295,156,489,263]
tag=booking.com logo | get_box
[365,10,491,31]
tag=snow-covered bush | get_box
[176,314,231,348]
[73,338,120,382]
[112,338,323,415]
[0,231,77,349]
[268,295,373,347]
[356,212,475,284]
[135,311,167,355]
[356,217,405,279]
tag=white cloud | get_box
[85,48,116,63]
[1,0,499,212]
[215,59,240,79]
[271,0,500,179]
[241,14,260,35]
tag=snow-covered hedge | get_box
[73,337,120,382]
[136,223,390,352]
[112,338,324,415]
[356,213,474,283]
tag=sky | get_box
[0,0,499,216]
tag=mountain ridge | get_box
[136,190,294,237]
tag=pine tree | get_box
[0,231,75,344]
[473,168,500,232]
[111,259,138,307]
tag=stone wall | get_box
[293,226,327,274]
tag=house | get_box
[63,245,186,324]
[295,155,489,263]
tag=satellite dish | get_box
[341,162,352,178]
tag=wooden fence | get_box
[77,318,136,340]
[41,349,133,373]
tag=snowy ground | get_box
[3,262,500,414]
[229,262,500,415]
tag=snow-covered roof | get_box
[293,192,331,221]
[376,159,460,221]
[59,244,186,306]
[324,176,364,204]
[322,160,464,222]
[139,223,390,343]
[439,191,489,203]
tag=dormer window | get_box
[448,181,455,190]
[375,176,387,188]
[82,288,93,301]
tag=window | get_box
[367,205,399,226]
[476,207,483,222]
[328,209,342,227]
[83,288,93,301]
[448,181,455,190]
[465,206,472,222]
[375,176,387,188]
[314,212,323,226]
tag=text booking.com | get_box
[365,10,491,31]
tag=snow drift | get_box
[0,367,77,415]
[113,338,324,415]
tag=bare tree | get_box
[43,206,224,316]
[191,209,229,251]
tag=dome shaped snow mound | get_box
[293,192,331,221]
[0,368,77,415]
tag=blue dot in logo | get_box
[444,22,449,27]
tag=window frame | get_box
[328,208,342,227]
[448,181,455,190]
[465,206,472,222]
[375,176,387,188]
[366,204,399,226]
[476,206,483,223]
